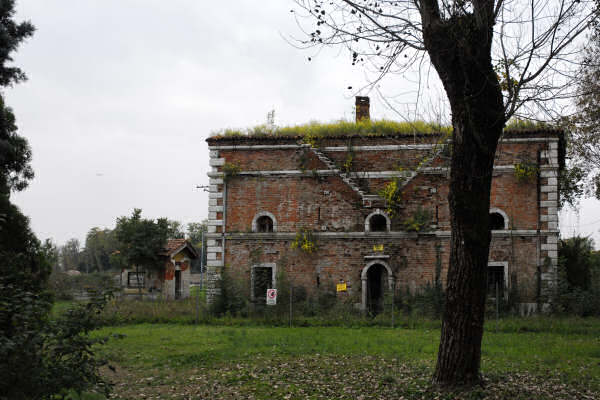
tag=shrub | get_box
[210,266,248,317]
[549,236,600,317]
[0,275,113,399]
[394,283,445,319]
[402,207,432,232]
[48,270,117,300]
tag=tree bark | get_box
[421,12,506,386]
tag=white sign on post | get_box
[266,288,277,305]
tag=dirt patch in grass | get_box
[103,355,599,400]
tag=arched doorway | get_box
[361,260,393,315]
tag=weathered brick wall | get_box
[205,131,561,308]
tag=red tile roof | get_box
[160,239,198,258]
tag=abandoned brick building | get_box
[205,98,562,313]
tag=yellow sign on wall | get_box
[336,283,347,292]
[373,244,384,252]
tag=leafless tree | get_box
[291,0,595,386]
[571,22,600,199]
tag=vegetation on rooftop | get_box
[211,119,452,139]
[211,118,557,140]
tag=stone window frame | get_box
[489,208,509,230]
[364,209,391,232]
[488,261,509,299]
[250,262,277,302]
[251,211,277,233]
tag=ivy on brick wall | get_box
[402,207,432,232]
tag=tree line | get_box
[54,217,207,273]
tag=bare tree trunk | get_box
[422,10,505,386]
[433,113,501,385]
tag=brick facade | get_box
[205,130,561,312]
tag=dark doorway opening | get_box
[253,267,273,301]
[487,265,505,299]
[366,264,387,315]
[175,270,182,299]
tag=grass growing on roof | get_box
[212,118,558,140]
[505,118,553,130]
[211,119,452,139]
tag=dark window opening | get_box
[252,267,273,300]
[490,212,505,230]
[127,272,145,288]
[369,214,387,232]
[487,265,505,298]
[257,216,274,232]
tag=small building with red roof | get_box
[121,238,198,299]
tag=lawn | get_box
[96,319,600,399]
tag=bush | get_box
[48,270,118,301]
[394,283,445,319]
[209,266,249,317]
[0,274,113,399]
[549,236,600,317]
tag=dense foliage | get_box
[572,16,600,200]
[0,0,34,195]
[552,236,600,316]
[114,208,169,272]
[0,283,112,399]
[0,2,115,398]
[57,218,206,274]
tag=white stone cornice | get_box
[204,229,555,240]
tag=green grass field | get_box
[95,319,600,399]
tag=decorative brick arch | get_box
[489,208,509,230]
[361,260,394,310]
[364,209,391,232]
[252,211,277,232]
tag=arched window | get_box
[252,211,277,233]
[257,216,273,233]
[369,214,388,232]
[365,210,391,232]
[490,212,506,230]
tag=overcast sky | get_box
[7,1,600,248]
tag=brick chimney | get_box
[355,96,370,122]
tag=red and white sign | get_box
[266,288,277,305]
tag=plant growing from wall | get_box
[341,140,355,174]
[297,149,309,172]
[514,161,538,183]
[290,228,317,254]
[249,247,263,265]
[302,130,320,148]
[222,162,241,182]
[379,177,405,218]
[402,207,432,232]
